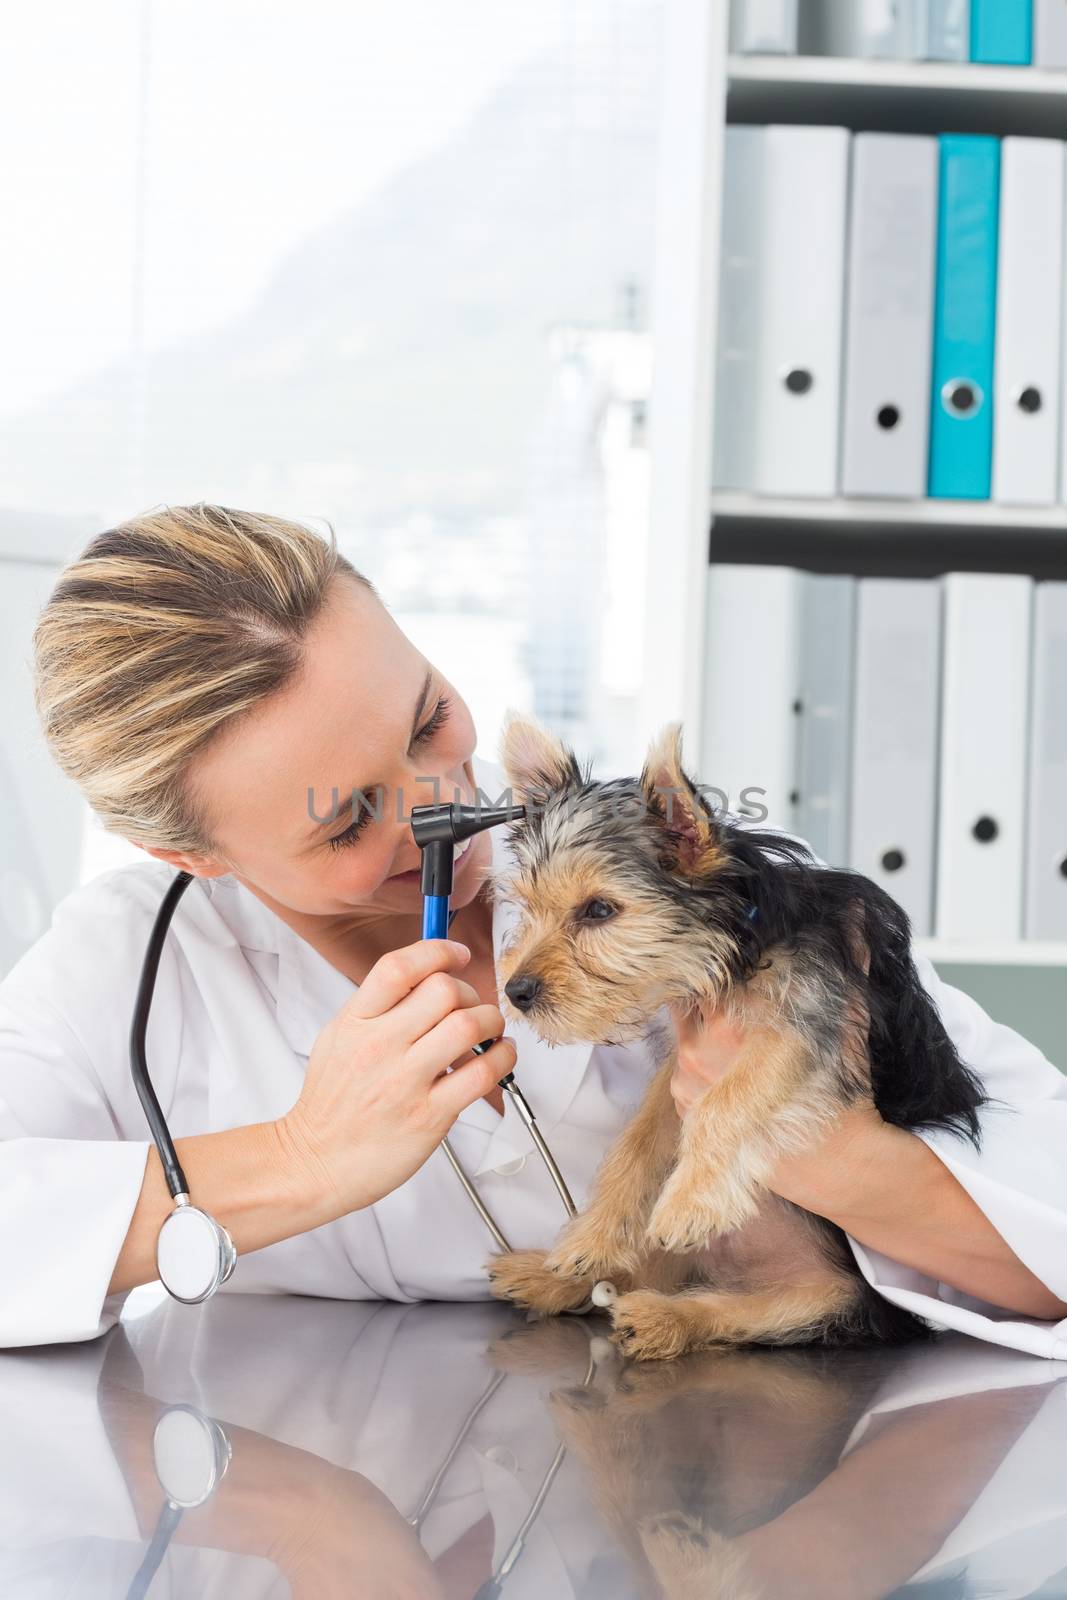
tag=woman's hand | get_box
[666,911,891,1215]
[667,1002,748,1117]
[275,940,516,1221]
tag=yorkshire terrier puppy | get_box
[485,714,990,1361]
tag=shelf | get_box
[727,54,1067,137]
[709,493,1067,577]
[915,939,1067,967]
[713,492,1067,531]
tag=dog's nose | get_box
[504,974,543,1011]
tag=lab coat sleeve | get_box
[0,870,166,1349]
[0,983,152,1348]
[844,953,1067,1361]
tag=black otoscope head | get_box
[410,799,526,897]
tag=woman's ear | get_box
[136,842,233,879]
[639,721,723,877]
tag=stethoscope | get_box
[130,797,583,1305]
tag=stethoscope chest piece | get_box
[156,1200,237,1305]
[152,1404,233,1509]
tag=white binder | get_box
[841,133,938,499]
[799,0,928,57]
[1034,0,1067,67]
[849,578,942,937]
[703,564,802,833]
[753,125,850,497]
[713,127,764,491]
[729,0,798,52]
[925,0,970,59]
[1024,582,1067,939]
[936,574,1032,941]
[794,574,856,869]
[992,138,1064,507]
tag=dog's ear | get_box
[640,721,722,876]
[498,709,581,807]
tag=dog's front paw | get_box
[638,1513,753,1596]
[487,1249,594,1314]
[609,1290,699,1362]
[645,1172,760,1252]
[543,1212,640,1281]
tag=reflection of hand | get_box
[732,1383,1049,1600]
[98,1382,446,1599]
[270,1463,446,1600]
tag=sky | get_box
[0,0,580,416]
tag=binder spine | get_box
[729,0,798,52]
[928,135,1000,501]
[992,138,1064,507]
[1025,583,1067,939]
[1034,0,1067,67]
[757,125,849,497]
[713,128,764,492]
[970,0,1032,62]
[925,0,970,59]
[936,575,1032,941]
[841,133,938,499]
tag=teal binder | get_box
[971,0,1031,63]
[927,135,1000,501]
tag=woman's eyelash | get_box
[412,691,453,746]
[326,692,454,852]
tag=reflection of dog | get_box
[487,715,990,1361]
[489,1317,874,1600]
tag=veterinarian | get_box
[2,505,1066,1356]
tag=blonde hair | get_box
[33,503,377,854]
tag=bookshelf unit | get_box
[640,1,1067,976]
[729,54,1067,138]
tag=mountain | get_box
[0,0,661,530]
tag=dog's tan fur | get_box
[485,714,876,1360]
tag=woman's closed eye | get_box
[327,692,454,852]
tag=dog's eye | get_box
[579,898,617,923]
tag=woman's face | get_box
[156,574,493,918]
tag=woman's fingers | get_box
[348,939,473,1019]
[413,1002,510,1078]
[667,1002,751,1116]
[431,1036,518,1121]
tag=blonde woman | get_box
[2,505,1065,1352]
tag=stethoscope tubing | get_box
[130,869,196,1201]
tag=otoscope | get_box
[409,798,578,1234]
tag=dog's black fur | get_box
[679,818,1004,1348]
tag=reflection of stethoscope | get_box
[124,1403,232,1600]
[127,1338,598,1599]
[130,797,582,1304]
[407,1341,599,1599]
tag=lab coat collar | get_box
[204,753,596,1178]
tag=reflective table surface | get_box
[2,1290,1066,1598]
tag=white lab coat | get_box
[1,753,1066,1356]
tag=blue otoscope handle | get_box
[422,895,450,941]
[422,892,495,1059]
